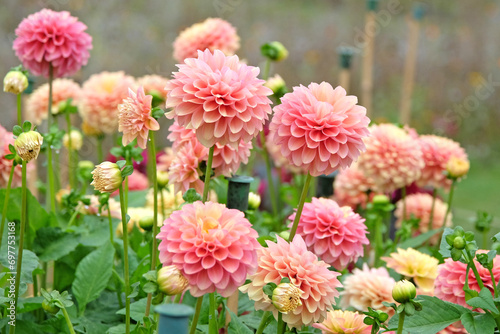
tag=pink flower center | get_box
[198,216,220,233]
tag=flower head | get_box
[288,197,369,270]
[382,248,438,292]
[137,74,169,104]
[264,74,287,98]
[157,265,189,296]
[90,162,123,193]
[392,280,417,303]
[13,9,92,78]
[270,83,370,176]
[340,264,396,316]
[118,86,159,149]
[173,18,240,62]
[167,139,207,194]
[165,49,272,148]
[79,71,136,134]
[271,283,304,313]
[15,131,43,162]
[334,162,376,209]
[63,130,83,150]
[26,79,81,125]
[158,201,260,297]
[4,70,28,94]
[240,235,342,328]
[248,192,261,210]
[417,135,468,190]
[313,310,372,334]
[446,156,470,179]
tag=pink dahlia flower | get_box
[118,87,159,149]
[26,79,81,125]
[158,201,260,297]
[313,310,372,334]
[334,162,376,209]
[417,135,468,191]
[288,197,369,270]
[269,83,370,176]
[340,264,396,316]
[79,71,136,134]
[438,322,467,334]
[265,134,302,174]
[13,9,92,78]
[167,121,252,176]
[172,18,240,63]
[395,193,451,244]
[434,254,500,308]
[240,235,342,328]
[168,139,208,194]
[357,123,424,193]
[165,49,272,148]
[137,74,169,97]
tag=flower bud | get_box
[264,75,287,99]
[42,300,60,315]
[63,130,83,151]
[3,70,28,94]
[139,215,154,231]
[157,265,189,296]
[372,194,390,205]
[446,156,470,179]
[262,41,289,61]
[278,231,290,241]
[392,280,416,303]
[14,131,43,162]
[157,171,169,188]
[248,192,261,210]
[91,162,123,193]
[453,236,466,250]
[78,160,95,170]
[271,282,303,313]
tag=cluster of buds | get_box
[3,67,28,94]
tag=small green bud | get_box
[372,194,390,205]
[261,41,289,61]
[42,300,60,315]
[453,236,466,250]
[139,216,154,231]
[392,280,416,303]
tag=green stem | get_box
[488,268,498,298]
[464,251,485,290]
[61,307,76,334]
[443,180,456,227]
[66,209,80,227]
[97,136,104,163]
[32,271,38,297]
[0,164,15,249]
[65,113,75,189]
[277,312,286,334]
[428,188,437,231]
[118,184,131,334]
[188,297,203,334]
[256,311,271,334]
[160,188,166,219]
[173,293,182,304]
[397,311,406,334]
[202,146,215,202]
[401,186,407,221]
[17,94,22,125]
[288,172,313,241]
[374,216,383,267]
[262,58,271,81]
[108,206,114,245]
[260,131,278,218]
[208,292,217,334]
[9,161,27,334]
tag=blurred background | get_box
[1,0,499,226]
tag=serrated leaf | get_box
[466,287,498,314]
[227,309,253,334]
[72,242,115,315]
[33,227,79,262]
[460,312,496,334]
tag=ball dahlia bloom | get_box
[313,310,372,334]
[240,235,342,328]
[118,87,159,149]
[417,135,468,190]
[269,83,370,176]
[334,162,376,209]
[357,123,424,193]
[26,78,81,125]
[158,201,260,297]
[79,71,136,134]
[165,49,272,148]
[288,197,369,270]
[340,264,396,316]
[265,134,302,174]
[434,254,500,308]
[167,139,208,194]
[13,9,92,78]
[382,248,438,292]
[172,18,240,62]
[395,193,452,244]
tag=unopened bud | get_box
[4,70,28,94]
[264,75,287,99]
[139,215,155,231]
[91,162,123,193]
[372,194,390,205]
[157,265,189,296]
[446,156,470,179]
[271,282,303,313]
[248,192,261,210]
[157,171,169,188]
[63,130,83,150]
[453,236,466,250]
[14,131,43,162]
[392,280,416,303]
[262,41,289,62]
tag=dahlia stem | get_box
[401,186,407,221]
[202,146,215,202]
[277,312,286,334]
[160,188,166,220]
[118,183,131,334]
[465,251,485,290]
[262,58,271,81]
[61,306,76,334]
[374,216,384,267]
[145,132,159,319]
[0,164,15,250]
[173,293,182,304]
[488,268,499,298]
[17,94,22,126]
[8,161,27,334]
[46,65,56,215]
[188,297,203,334]
[107,206,114,245]
[208,292,218,334]
[66,209,80,227]
[396,311,406,334]
[256,311,271,334]
[65,113,75,189]
[288,172,313,241]
[260,131,278,218]
[428,188,437,231]
[443,180,456,227]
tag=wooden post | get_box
[361,0,379,117]
[399,3,425,125]
[338,47,354,90]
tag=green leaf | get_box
[183,188,202,203]
[22,121,32,132]
[4,154,15,160]
[13,125,22,136]
[492,232,500,243]
[8,144,15,154]
[72,242,115,314]
[398,228,443,249]
[115,160,126,169]
[0,249,39,285]
[32,227,79,262]
[227,309,253,334]
[117,297,149,322]
[466,287,498,314]
[110,147,123,158]
[439,227,455,258]
[151,107,165,119]
[450,248,463,261]
[121,165,133,178]
[460,312,496,334]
